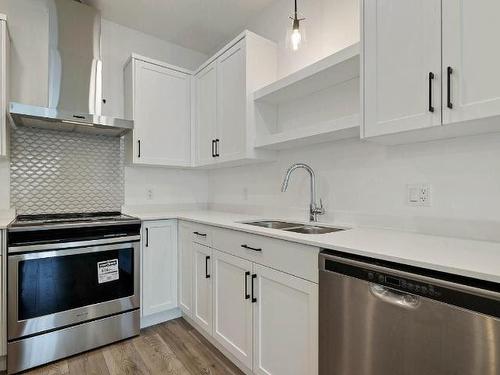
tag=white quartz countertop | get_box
[126,209,500,284]
[0,217,13,229]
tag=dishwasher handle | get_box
[370,284,420,309]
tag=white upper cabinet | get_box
[195,61,217,166]
[141,221,178,319]
[125,55,192,167]
[442,0,500,125]
[362,0,442,138]
[0,17,8,159]
[194,31,277,167]
[216,40,247,163]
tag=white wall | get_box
[247,0,359,78]
[207,0,500,242]
[0,1,209,211]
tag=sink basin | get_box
[242,220,346,235]
[284,226,345,234]
[242,220,302,229]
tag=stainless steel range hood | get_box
[9,0,133,136]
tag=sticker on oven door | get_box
[97,259,119,284]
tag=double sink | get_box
[242,220,346,235]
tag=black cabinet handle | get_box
[215,139,220,157]
[193,231,207,237]
[428,72,435,113]
[145,228,149,247]
[205,256,210,278]
[251,274,257,303]
[137,139,141,158]
[211,139,216,158]
[241,244,262,252]
[447,66,453,109]
[244,271,250,300]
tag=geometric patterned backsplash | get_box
[10,126,124,214]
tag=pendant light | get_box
[286,0,306,51]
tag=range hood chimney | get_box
[9,0,133,136]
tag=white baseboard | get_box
[182,314,252,375]
[140,308,182,329]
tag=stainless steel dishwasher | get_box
[319,249,500,375]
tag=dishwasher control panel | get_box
[366,271,442,297]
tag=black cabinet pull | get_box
[205,256,210,278]
[193,231,207,237]
[137,139,141,158]
[145,228,149,247]
[244,271,250,300]
[251,274,257,303]
[215,139,220,157]
[428,72,435,113]
[241,244,262,252]
[447,66,453,109]
[211,139,216,158]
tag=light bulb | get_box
[291,28,302,51]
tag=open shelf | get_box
[255,114,359,150]
[253,43,360,105]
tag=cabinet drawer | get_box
[182,222,213,247]
[212,227,319,283]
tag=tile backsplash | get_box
[10,127,124,214]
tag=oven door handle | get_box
[8,235,141,254]
[8,240,138,261]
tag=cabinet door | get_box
[216,40,246,161]
[192,243,213,334]
[0,20,7,158]
[0,230,5,357]
[195,61,217,166]
[442,0,500,125]
[363,0,442,138]
[134,60,191,166]
[142,221,178,317]
[178,223,193,317]
[253,264,318,375]
[212,250,253,369]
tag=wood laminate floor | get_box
[18,318,244,375]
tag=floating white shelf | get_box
[253,43,360,105]
[255,114,359,150]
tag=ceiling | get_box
[84,0,278,55]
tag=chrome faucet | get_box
[281,163,325,222]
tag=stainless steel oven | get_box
[7,213,141,374]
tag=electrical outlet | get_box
[407,184,431,207]
[147,189,153,201]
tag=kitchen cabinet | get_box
[362,0,442,138]
[212,250,253,368]
[362,0,500,143]
[442,0,500,125]
[141,220,178,325]
[0,230,6,364]
[125,55,192,167]
[0,16,8,159]
[195,61,217,166]
[194,31,277,167]
[178,222,194,317]
[192,242,213,335]
[252,264,318,375]
[183,223,319,374]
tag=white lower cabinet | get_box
[212,250,253,368]
[192,242,213,335]
[178,222,319,374]
[178,222,194,317]
[252,264,318,375]
[141,220,178,326]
